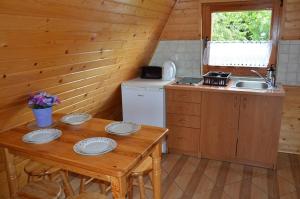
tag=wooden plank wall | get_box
[161,0,300,40]
[0,0,175,197]
[0,0,175,131]
[281,0,300,40]
[160,0,248,40]
[160,0,201,40]
[279,86,300,154]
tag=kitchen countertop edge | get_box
[165,80,285,97]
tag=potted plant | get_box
[28,92,60,127]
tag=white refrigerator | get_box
[121,78,172,153]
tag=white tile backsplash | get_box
[279,40,290,45]
[150,40,202,77]
[297,73,300,82]
[289,45,300,54]
[279,44,289,53]
[287,63,298,73]
[278,54,289,64]
[277,40,300,85]
[288,54,299,64]
[277,72,286,83]
[150,40,300,85]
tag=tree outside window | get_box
[212,10,272,41]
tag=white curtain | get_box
[203,41,273,67]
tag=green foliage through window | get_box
[211,10,272,41]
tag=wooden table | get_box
[0,115,168,199]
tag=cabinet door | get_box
[167,101,201,116]
[201,92,240,160]
[167,113,200,129]
[167,89,201,103]
[237,95,283,167]
[168,126,200,156]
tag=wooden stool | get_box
[68,192,107,199]
[24,161,61,182]
[79,177,110,194]
[128,156,153,199]
[24,160,74,196]
[79,157,153,199]
[16,180,62,199]
[3,149,63,199]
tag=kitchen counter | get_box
[165,79,285,97]
[166,78,285,168]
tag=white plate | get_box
[22,129,62,144]
[73,137,117,156]
[60,113,92,125]
[105,122,140,136]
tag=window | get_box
[202,0,281,76]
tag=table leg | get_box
[111,176,127,199]
[3,148,18,198]
[151,142,162,199]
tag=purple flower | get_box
[28,92,60,109]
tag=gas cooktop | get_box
[175,77,203,86]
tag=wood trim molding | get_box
[201,0,281,76]
[203,66,268,76]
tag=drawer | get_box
[167,113,200,129]
[167,101,201,116]
[167,89,201,103]
[168,126,200,156]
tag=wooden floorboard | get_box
[180,159,208,199]
[239,166,253,199]
[162,154,188,197]
[289,154,300,198]
[69,152,300,199]
[210,162,230,199]
[267,169,280,199]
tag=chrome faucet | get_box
[250,69,269,83]
[251,68,276,88]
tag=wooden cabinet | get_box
[200,92,240,161]
[200,93,283,168]
[167,101,201,116]
[236,95,283,167]
[166,87,284,168]
[168,126,200,156]
[167,89,201,103]
[167,114,200,129]
[166,89,201,157]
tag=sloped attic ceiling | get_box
[0,0,176,131]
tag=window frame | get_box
[202,0,281,76]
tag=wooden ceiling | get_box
[161,0,300,40]
[0,0,176,131]
[281,0,300,40]
[160,0,248,40]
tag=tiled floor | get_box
[70,152,300,199]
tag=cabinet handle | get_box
[137,94,144,97]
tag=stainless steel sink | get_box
[233,80,269,90]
